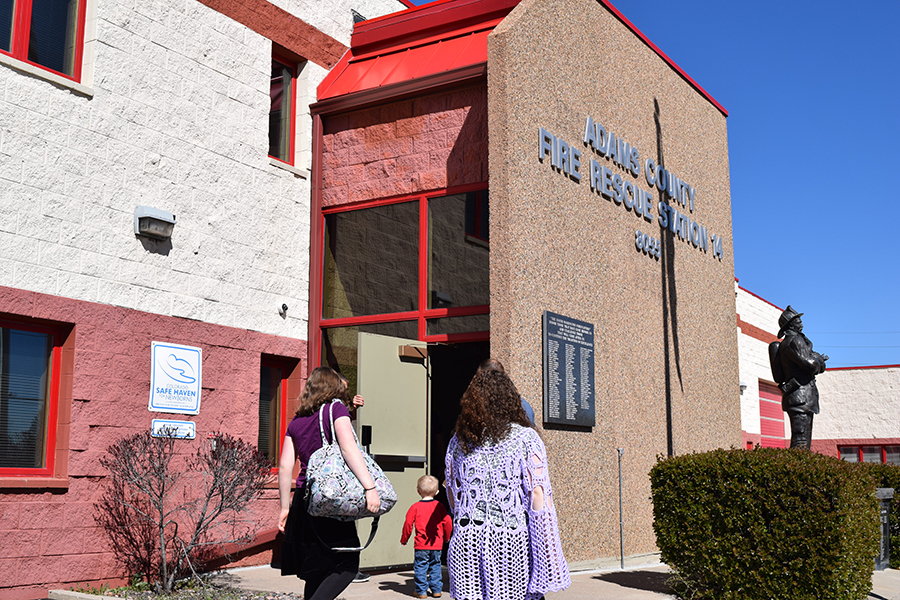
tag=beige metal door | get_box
[356,332,429,569]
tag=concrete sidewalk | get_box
[209,563,900,600]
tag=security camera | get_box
[278,304,288,318]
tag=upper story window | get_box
[0,0,86,80]
[269,56,296,164]
[0,321,61,476]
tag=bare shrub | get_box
[97,429,272,593]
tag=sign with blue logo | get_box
[151,419,196,439]
[149,342,202,415]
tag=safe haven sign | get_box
[148,342,203,415]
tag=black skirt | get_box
[281,488,360,578]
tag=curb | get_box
[48,591,124,600]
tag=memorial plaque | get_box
[542,311,595,427]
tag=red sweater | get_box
[400,499,452,550]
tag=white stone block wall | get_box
[814,366,900,440]
[0,0,385,340]
[736,283,782,334]
[736,283,784,438]
[268,0,409,47]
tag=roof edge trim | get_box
[598,0,727,117]
[312,62,486,116]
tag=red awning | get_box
[317,0,519,102]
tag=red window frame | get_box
[0,319,62,478]
[465,189,489,243]
[312,183,490,368]
[838,445,900,464]
[260,356,293,472]
[1,0,87,82]
[269,53,298,165]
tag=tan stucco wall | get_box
[488,0,740,564]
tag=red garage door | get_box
[759,381,786,448]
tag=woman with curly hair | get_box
[445,358,570,600]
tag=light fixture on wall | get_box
[739,381,748,394]
[134,205,176,240]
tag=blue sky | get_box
[404,0,899,368]
[605,0,900,368]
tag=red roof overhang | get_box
[314,0,727,117]
[314,0,518,114]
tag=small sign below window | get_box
[151,419,196,439]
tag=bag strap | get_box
[317,399,342,446]
[327,399,339,442]
[317,402,328,445]
[305,504,382,553]
[330,516,381,553]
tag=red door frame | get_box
[308,175,490,372]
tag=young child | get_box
[400,475,452,599]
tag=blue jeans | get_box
[413,549,442,595]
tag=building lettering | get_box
[538,117,725,262]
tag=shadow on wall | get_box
[655,97,682,457]
[445,87,488,187]
[139,235,172,256]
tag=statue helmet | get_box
[778,305,803,338]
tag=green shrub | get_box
[854,462,900,569]
[650,448,880,600]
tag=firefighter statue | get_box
[768,306,829,449]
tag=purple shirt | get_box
[285,400,350,490]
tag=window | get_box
[0,320,61,476]
[464,190,489,243]
[269,56,296,164]
[258,359,287,466]
[258,357,300,467]
[0,0,86,80]
[839,445,900,465]
[317,186,490,374]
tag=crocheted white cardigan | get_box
[445,424,571,600]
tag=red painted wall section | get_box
[742,431,762,449]
[0,286,306,597]
[321,84,487,206]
